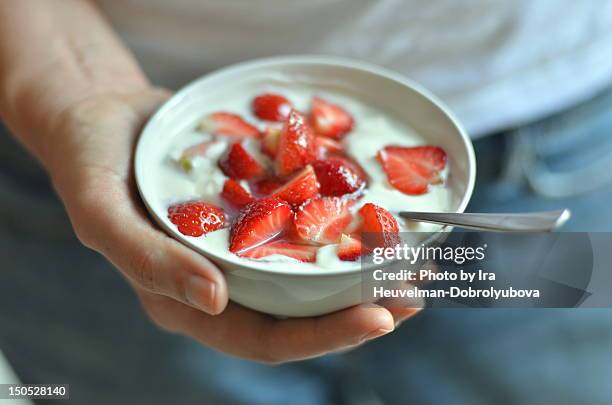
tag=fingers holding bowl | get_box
[134,290,406,364]
[78,172,230,315]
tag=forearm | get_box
[0,0,148,169]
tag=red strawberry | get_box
[275,109,316,177]
[294,197,354,245]
[271,165,320,206]
[376,146,447,195]
[219,142,266,180]
[312,157,366,197]
[199,112,260,138]
[229,197,293,253]
[252,93,292,122]
[337,234,363,261]
[314,136,344,158]
[261,126,282,158]
[343,154,369,181]
[252,176,285,196]
[239,240,318,262]
[168,201,226,237]
[309,96,354,139]
[358,203,400,248]
[221,179,255,208]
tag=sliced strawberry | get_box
[275,109,316,177]
[168,201,226,237]
[261,126,282,158]
[309,96,354,139]
[337,234,363,261]
[271,165,319,206]
[314,136,344,158]
[252,176,285,196]
[219,142,266,180]
[312,157,366,197]
[221,179,255,208]
[294,197,354,245]
[229,197,293,253]
[252,93,292,122]
[177,141,214,172]
[358,203,400,248]
[338,153,369,180]
[376,146,447,195]
[239,240,318,262]
[359,203,399,233]
[199,112,260,138]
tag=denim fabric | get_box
[2,86,612,404]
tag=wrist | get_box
[4,76,149,165]
[0,0,150,174]
[45,87,169,200]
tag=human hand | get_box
[47,89,421,363]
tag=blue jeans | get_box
[2,86,612,405]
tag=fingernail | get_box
[361,327,394,343]
[395,307,423,327]
[185,276,218,315]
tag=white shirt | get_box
[96,0,612,137]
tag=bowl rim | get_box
[135,54,476,277]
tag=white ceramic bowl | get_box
[135,55,476,317]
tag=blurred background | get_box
[2,0,612,404]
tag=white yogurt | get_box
[151,88,452,273]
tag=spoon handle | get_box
[398,209,571,232]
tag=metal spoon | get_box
[398,209,571,232]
